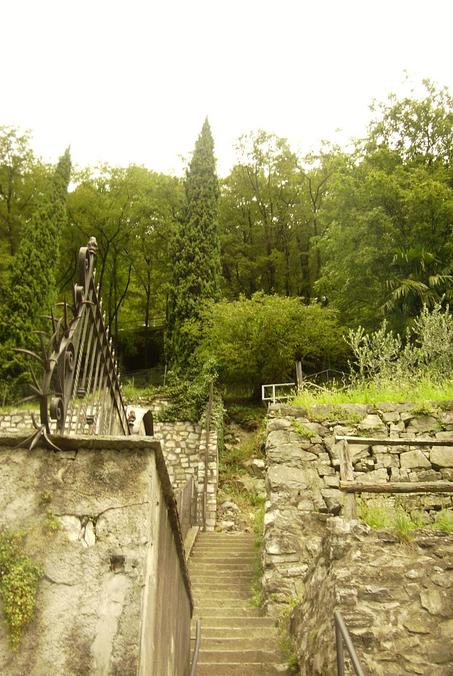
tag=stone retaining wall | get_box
[154,420,218,531]
[290,518,453,675]
[263,401,453,674]
[263,401,453,615]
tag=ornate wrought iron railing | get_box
[20,237,134,444]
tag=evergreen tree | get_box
[0,148,71,397]
[167,119,220,368]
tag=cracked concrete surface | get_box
[0,436,190,676]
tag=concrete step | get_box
[194,607,262,618]
[192,542,258,556]
[192,616,275,628]
[190,557,257,564]
[193,597,256,607]
[189,562,256,571]
[190,572,255,585]
[196,664,292,675]
[198,648,280,664]
[192,589,253,600]
[191,581,253,590]
[198,637,279,651]
[192,626,277,640]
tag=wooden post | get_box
[338,438,356,519]
[296,361,303,391]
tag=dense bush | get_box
[196,293,348,398]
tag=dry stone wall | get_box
[153,419,218,530]
[263,402,453,673]
[290,517,453,676]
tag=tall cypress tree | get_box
[0,148,71,395]
[167,119,221,368]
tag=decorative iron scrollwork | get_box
[20,237,130,439]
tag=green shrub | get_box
[0,530,42,648]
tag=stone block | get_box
[358,414,386,432]
[320,488,344,512]
[267,418,292,433]
[406,415,441,434]
[323,475,340,488]
[266,429,290,448]
[390,420,406,433]
[409,469,441,482]
[431,447,453,468]
[401,450,431,470]
[357,468,389,483]
[318,464,335,476]
[382,411,401,424]
[267,465,312,492]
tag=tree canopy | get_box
[167,118,221,368]
[0,80,451,399]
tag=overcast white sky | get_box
[2,0,452,176]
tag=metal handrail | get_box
[189,619,201,676]
[262,382,296,404]
[335,611,365,676]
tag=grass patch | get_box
[120,382,158,402]
[293,379,453,408]
[357,498,426,541]
[433,509,453,533]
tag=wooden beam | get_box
[340,481,453,494]
[335,435,453,447]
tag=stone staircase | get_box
[189,532,291,675]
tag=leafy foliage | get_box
[0,530,42,649]
[315,80,453,330]
[0,148,71,396]
[196,293,348,398]
[347,302,453,386]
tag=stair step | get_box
[191,552,256,565]
[199,637,280,650]
[192,626,277,639]
[194,607,262,617]
[191,581,253,590]
[196,664,292,675]
[189,531,290,674]
[189,560,255,572]
[192,616,275,628]
[198,648,280,663]
[190,572,255,580]
[192,589,253,599]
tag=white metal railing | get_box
[262,383,295,405]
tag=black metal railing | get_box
[21,238,130,440]
[189,618,201,676]
[176,477,197,543]
[334,611,365,676]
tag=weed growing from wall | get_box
[0,530,42,649]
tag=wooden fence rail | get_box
[335,434,453,518]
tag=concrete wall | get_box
[0,434,192,676]
[0,409,219,531]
